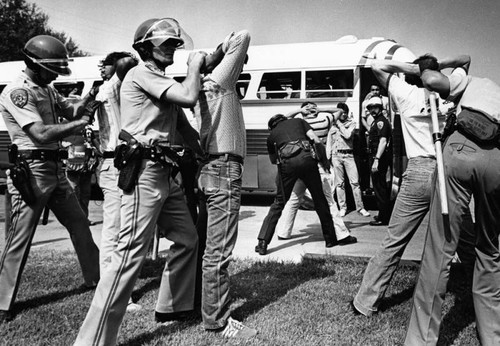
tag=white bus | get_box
[0,35,415,197]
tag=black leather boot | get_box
[254,240,268,255]
[324,232,338,248]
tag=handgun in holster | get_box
[8,144,37,205]
[114,130,143,193]
[442,111,457,143]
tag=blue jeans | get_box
[331,153,365,211]
[354,157,436,315]
[197,158,243,330]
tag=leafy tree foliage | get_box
[0,0,88,62]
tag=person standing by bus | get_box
[0,35,100,323]
[255,114,339,255]
[275,101,357,245]
[93,51,141,312]
[366,96,393,226]
[327,102,370,218]
[404,54,500,346]
[194,29,257,339]
[74,18,206,345]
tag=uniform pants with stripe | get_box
[75,161,198,346]
[0,160,100,311]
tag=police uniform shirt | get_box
[0,72,72,150]
[368,113,392,156]
[120,63,179,146]
[96,74,122,152]
[266,118,313,157]
[388,74,445,159]
[448,68,500,122]
[193,30,250,159]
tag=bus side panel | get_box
[242,155,258,189]
[257,155,276,191]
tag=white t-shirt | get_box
[388,75,445,159]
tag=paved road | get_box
[0,194,428,263]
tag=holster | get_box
[114,143,143,193]
[8,144,36,205]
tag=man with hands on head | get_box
[352,54,475,318]
[0,35,101,323]
[404,54,500,346]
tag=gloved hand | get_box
[80,100,102,124]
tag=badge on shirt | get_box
[377,121,384,130]
[10,88,29,108]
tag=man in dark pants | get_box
[255,114,338,255]
[366,96,393,226]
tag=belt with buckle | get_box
[102,151,115,159]
[18,149,68,161]
[336,149,353,154]
[207,153,244,164]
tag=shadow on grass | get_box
[120,257,331,346]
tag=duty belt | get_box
[102,151,115,159]
[141,145,179,166]
[18,149,68,161]
[207,153,244,164]
[336,149,353,154]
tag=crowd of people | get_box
[0,16,499,346]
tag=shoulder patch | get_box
[10,88,29,108]
[377,121,384,130]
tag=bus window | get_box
[257,71,300,99]
[54,81,85,97]
[306,70,353,98]
[0,85,6,94]
[92,80,104,89]
[236,73,251,99]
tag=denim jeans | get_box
[197,158,243,330]
[354,157,436,315]
[331,153,365,211]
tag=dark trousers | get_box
[258,151,336,244]
[370,155,393,224]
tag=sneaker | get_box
[339,209,347,217]
[358,208,370,217]
[219,317,257,339]
[126,302,142,312]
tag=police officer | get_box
[366,96,393,226]
[255,114,338,255]
[0,35,100,323]
[405,55,500,345]
[74,18,206,346]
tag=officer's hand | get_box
[371,159,379,173]
[80,100,102,124]
[188,51,208,71]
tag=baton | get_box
[429,92,448,215]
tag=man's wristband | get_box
[374,157,380,160]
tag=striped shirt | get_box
[303,112,333,144]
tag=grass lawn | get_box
[0,250,479,346]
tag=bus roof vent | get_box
[335,35,358,44]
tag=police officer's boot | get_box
[254,240,267,255]
[323,232,338,248]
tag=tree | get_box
[0,0,88,62]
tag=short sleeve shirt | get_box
[0,72,72,149]
[120,64,179,146]
[388,75,444,158]
[267,118,312,154]
[448,68,500,122]
[368,113,392,156]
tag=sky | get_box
[32,0,500,82]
